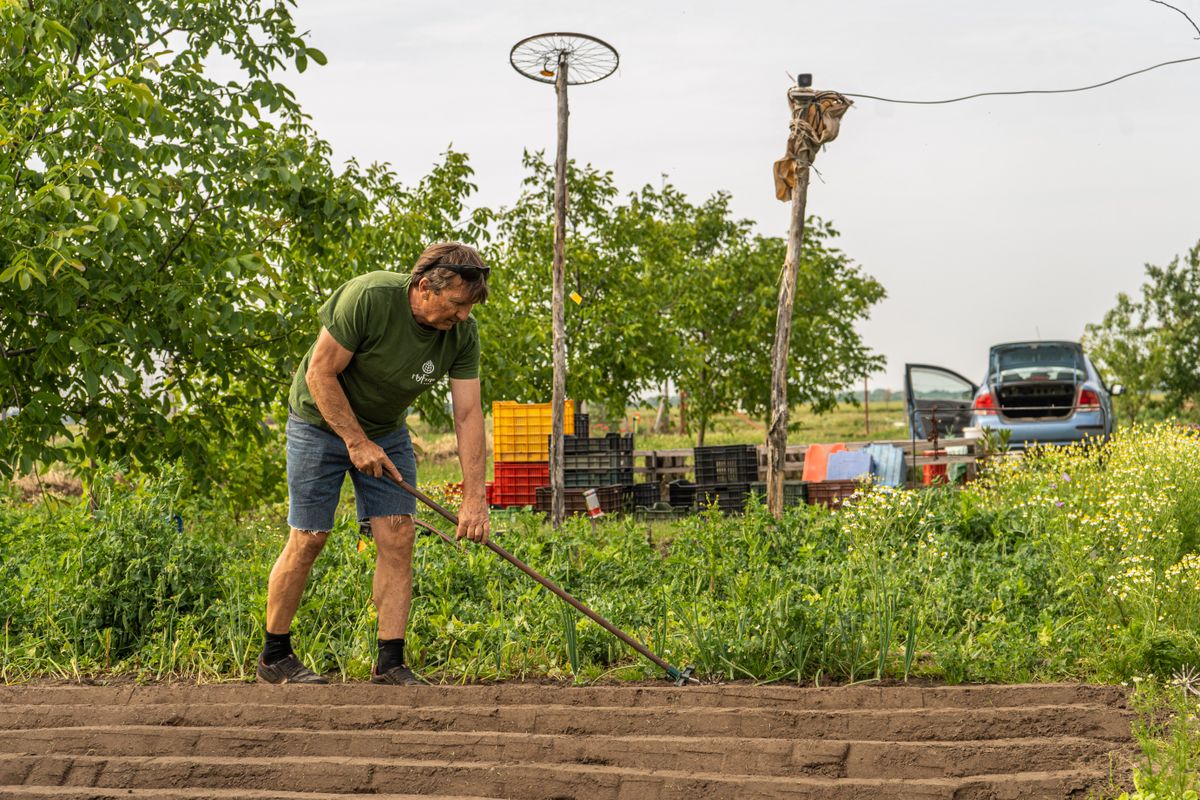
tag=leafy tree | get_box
[1085,240,1200,420]
[1143,241,1200,414]
[1083,293,1165,421]
[0,0,363,477]
[670,220,886,443]
[481,153,683,416]
[481,152,886,443]
[0,1,488,478]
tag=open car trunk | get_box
[994,380,1077,419]
[988,342,1083,420]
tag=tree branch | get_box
[155,190,212,274]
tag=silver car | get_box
[905,341,1122,447]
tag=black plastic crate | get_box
[668,479,696,509]
[695,445,759,485]
[574,412,589,438]
[693,483,751,514]
[623,482,661,510]
[534,485,623,516]
[565,468,634,488]
[561,432,634,455]
[563,450,634,472]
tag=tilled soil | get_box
[0,682,1134,799]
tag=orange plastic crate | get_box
[492,400,575,462]
[491,461,550,508]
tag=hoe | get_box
[388,475,698,686]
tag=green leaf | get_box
[305,47,327,66]
[102,213,119,232]
[52,185,70,201]
[295,50,308,73]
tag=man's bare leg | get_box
[371,514,416,639]
[266,528,330,635]
[257,527,330,683]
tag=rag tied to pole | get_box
[772,88,853,200]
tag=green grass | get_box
[5,421,1200,689]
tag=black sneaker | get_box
[370,663,421,685]
[256,654,328,684]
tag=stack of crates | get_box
[693,445,759,514]
[490,401,574,508]
[530,430,637,516]
[562,432,634,488]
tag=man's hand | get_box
[456,493,490,544]
[347,438,403,483]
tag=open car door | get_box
[905,363,978,440]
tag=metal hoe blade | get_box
[389,475,698,685]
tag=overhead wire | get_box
[841,54,1200,105]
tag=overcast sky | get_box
[283,0,1200,389]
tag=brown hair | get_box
[411,242,490,304]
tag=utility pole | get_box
[511,33,618,527]
[766,75,853,518]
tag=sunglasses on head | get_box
[432,263,490,281]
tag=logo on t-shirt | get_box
[412,359,440,385]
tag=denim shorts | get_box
[285,412,418,532]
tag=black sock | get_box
[377,637,405,672]
[263,630,293,665]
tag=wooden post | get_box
[550,53,569,528]
[766,159,810,518]
[863,375,870,436]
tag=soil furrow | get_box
[0,683,1129,711]
[0,684,1135,798]
[0,726,1129,780]
[0,702,1133,742]
[0,753,1114,800]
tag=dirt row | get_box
[0,682,1135,799]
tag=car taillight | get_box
[973,391,997,415]
[1077,388,1101,411]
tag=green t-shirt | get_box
[288,271,480,438]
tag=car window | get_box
[990,345,1086,382]
[909,367,974,401]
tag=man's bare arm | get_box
[450,377,489,543]
[307,328,401,481]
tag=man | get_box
[257,242,491,685]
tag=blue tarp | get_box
[826,450,873,481]
[864,443,906,487]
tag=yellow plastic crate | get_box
[492,400,575,462]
